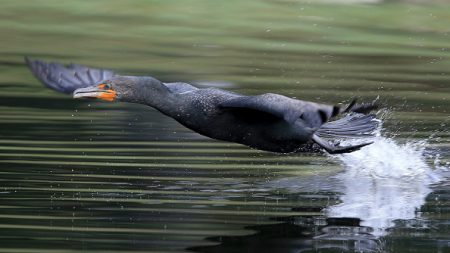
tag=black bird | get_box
[25,58,379,154]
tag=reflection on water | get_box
[329,136,444,237]
[197,133,448,253]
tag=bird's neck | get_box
[137,77,177,115]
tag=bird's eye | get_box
[98,83,112,90]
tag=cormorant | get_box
[25,58,379,154]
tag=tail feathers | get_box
[316,114,379,139]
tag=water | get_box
[332,136,444,236]
[0,0,449,252]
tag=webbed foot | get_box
[312,134,373,154]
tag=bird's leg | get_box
[311,134,373,154]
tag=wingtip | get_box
[24,57,42,70]
[341,98,380,115]
[24,56,32,66]
[24,56,38,73]
[343,98,357,113]
[351,102,379,114]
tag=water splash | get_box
[328,136,445,237]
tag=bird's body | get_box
[155,87,313,153]
[26,58,379,154]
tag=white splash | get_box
[328,136,444,237]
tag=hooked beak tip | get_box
[72,86,116,101]
[73,91,85,99]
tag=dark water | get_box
[0,1,449,252]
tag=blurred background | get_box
[0,0,449,253]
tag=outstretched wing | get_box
[25,57,115,94]
[219,93,304,124]
[219,93,341,128]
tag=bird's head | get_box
[73,76,150,103]
[73,82,116,101]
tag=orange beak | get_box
[73,84,116,101]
